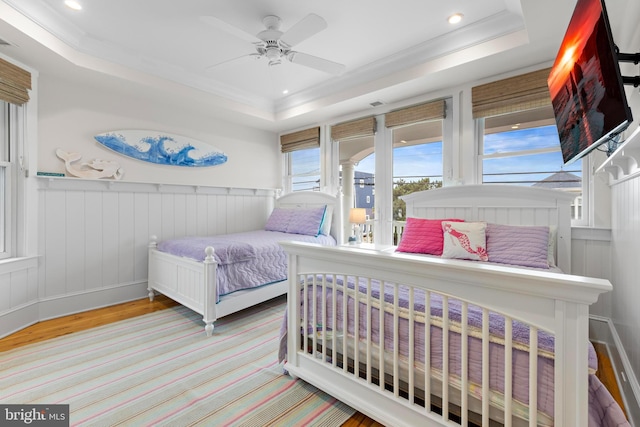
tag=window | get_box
[472,68,584,222]
[392,120,444,221]
[338,134,375,226]
[0,101,19,259]
[479,107,583,220]
[281,127,321,192]
[286,147,321,192]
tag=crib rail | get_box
[281,242,612,427]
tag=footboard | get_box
[281,242,612,427]
[148,237,218,335]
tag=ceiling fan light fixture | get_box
[204,13,345,76]
[265,46,282,61]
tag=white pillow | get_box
[548,225,557,267]
[320,205,334,236]
[442,221,488,261]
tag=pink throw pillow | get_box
[396,217,464,255]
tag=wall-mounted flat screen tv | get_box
[547,0,632,165]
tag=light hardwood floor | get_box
[0,296,625,426]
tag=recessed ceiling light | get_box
[282,89,289,94]
[448,13,463,24]
[64,0,82,11]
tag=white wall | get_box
[603,0,640,399]
[37,73,280,188]
[0,68,285,338]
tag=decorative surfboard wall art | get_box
[94,130,228,167]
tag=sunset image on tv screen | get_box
[548,0,630,164]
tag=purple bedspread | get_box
[279,275,630,427]
[156,230,336,297]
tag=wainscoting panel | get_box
[0,257,39,337]
[34,178,276,320]
[610,176,640,407]
[571,228,612,318]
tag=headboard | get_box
[401,184,576,273]
[275,191,341,242]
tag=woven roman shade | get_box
[0,57,31,105]
[280,127,320,153]
[471,68,552,119]
[385,99,446,128]
[331,116,377,141]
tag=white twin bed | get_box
[279,185,628,427]
[147,191,340,335]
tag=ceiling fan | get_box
[201,13,346,75]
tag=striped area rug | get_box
[0,296,355,426]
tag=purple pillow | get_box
[286,206,327,236]
[486,223,550,269]
[264,208,293,232]
[396,217,464,255]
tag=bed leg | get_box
[204,322,214,337]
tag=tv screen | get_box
[547,0,632,165]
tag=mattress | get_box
[157,230,336,297]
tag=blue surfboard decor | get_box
[94,130,228,167]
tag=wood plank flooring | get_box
[0,296,625,426]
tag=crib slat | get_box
[366,278,372,384]
[342,275,348,373]
[529,327,538,427]
[321,275,327,363]
[461,301,468,426]
[303,275,309,356]
[332,274,338,368]
[379,280,385,392]
[442,295,449,421]
[393,284,400,397]
[312,275,318,358]
[424,291,431,413]
[409,286,415,405]
[505,316,513,427]
[354,275,360,379]
[482,308,489,426]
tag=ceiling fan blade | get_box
[287,51,345,75]
[206,53,262,71]
[199,15,261,44]
[280,13,327,47]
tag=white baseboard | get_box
[0,281,149,340]
[590,315,640,426]
[0,302,40,339]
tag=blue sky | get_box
[356,125,581,185]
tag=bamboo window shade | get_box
[471,68,552,119]
[0,57,31,105]
[331,116,376,141]
[385,99,446,128]
[280,127,320,153]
